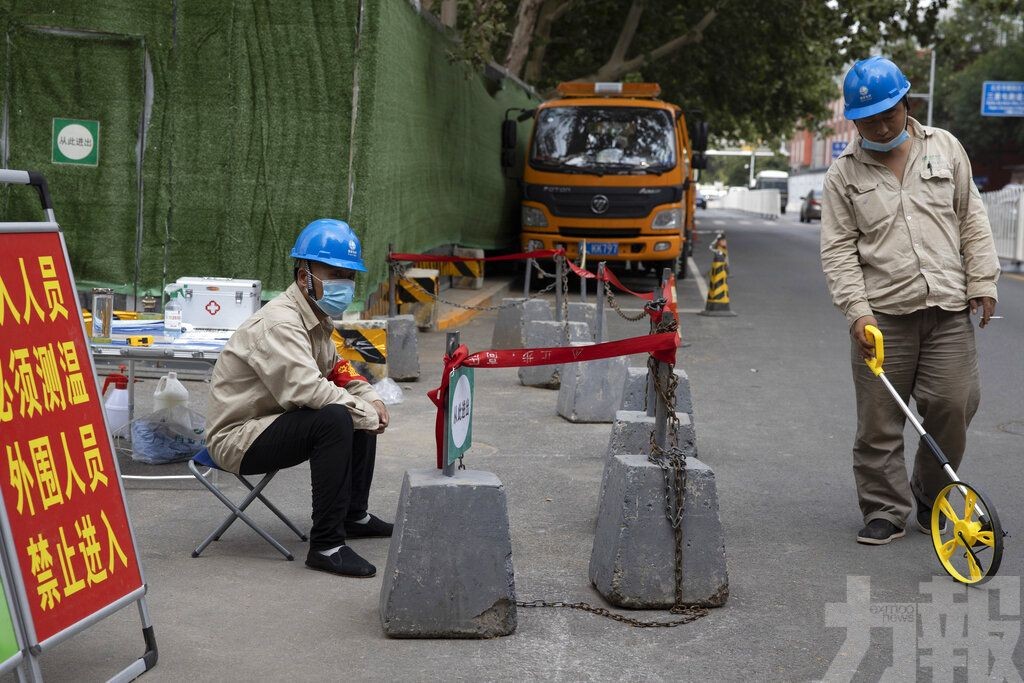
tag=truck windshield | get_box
[530,106,676,174]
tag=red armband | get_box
[328,359,368,386]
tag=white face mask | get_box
[860,109,909,153]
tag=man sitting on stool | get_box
[206,218,392,577]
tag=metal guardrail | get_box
[981,184,1024,265]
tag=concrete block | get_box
[491,298,553,349]
[374,315,419,381]
[380,468,517,638]
[518,320,589,388]
[567,302,597,340]
[620,366,693,416]
[590,454,728,608]
[556,342,628,423]
[606,410,695,460]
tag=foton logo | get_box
[591,195,610,214]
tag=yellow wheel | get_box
[931,481,1003,585]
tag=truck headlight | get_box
[522,205,548,228]
[652,208,682,230]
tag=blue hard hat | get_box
[843,56,911,120]
[290,219,367,272]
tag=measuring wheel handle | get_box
[863,324,885,376]
[931,480,1004,585]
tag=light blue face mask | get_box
[860,110,910,152]
[312,275,356,318]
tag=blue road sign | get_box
[831,141,848,159]
[981,81,1024,117]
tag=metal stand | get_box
[595,262,606,343]
[442,331,459,477]
[387,242,398,318]
[554,255,564,322]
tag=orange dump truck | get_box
[502,82,708,279]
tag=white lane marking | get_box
[692,257,707,304]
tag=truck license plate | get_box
[586,242,619,256]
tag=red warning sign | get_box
[0,231,143,643]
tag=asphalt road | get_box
[17,208,1023,681]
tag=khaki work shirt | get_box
[206,282,381,473]
[820,118,999,326]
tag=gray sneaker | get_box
[857,519,906,545]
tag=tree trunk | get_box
[504,0,546,78]
[523,0,575,84]
[440,0,457,28]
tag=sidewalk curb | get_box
[436,278,515,330]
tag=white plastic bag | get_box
[130,405,206,464]
[372,377,404,405]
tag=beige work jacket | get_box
[206,282,381,473]
[820,118,999,326]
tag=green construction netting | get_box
[0,0,534,302]
[349,1,536,296]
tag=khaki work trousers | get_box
[850,307,980,528]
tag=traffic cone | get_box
[699,248,736,317]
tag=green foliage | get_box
[453,0,948,142]
[942,45,1024,157]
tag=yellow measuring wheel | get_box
[930,480,1003,584]
[863,325,1005,585]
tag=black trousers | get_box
[240,404,377,551]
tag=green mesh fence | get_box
[0,0,534,302]
[349,2,536,297]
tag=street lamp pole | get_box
[927,47,936,127]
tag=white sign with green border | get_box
[446,367,474,465]
[52,118,100,166]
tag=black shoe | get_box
[344,513,394,539]
[857,519,906,545]
[305,546,376,577]
[915,493,949,535]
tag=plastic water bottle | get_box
[102,367,131,437]
[164,287,183,336]
[153,371,189,412]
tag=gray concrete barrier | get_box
[567,301,597,340]
[491,298,553,349]
[379,468,517,638]
[606,409,695,460]
[556,342,628,423]
[619,366,693,417]
[374,314,419,381]
[590,454,728,608]
[518,320,589,388]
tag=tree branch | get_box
[523,0,575,83]
[607,0,646,69]
[577,5,721,83]
[504,0,546,78]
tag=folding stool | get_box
[188,448,307,560]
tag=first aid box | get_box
[175,277,262,330]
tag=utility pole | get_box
[909,47,936,126]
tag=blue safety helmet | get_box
[842,56,912,121]
[290,218,367,272]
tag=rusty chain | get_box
[514,300,707,628]
[645,305,697,617]
[603,280,648,322]
[515,599,707,628]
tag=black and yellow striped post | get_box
[332,321,388,380]
[699,248,736,317]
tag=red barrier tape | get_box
[564,258,655,301]
[427,332,678,466]
[389,249,563,264]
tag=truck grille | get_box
[524,184,682,219]
[559,227,641,238]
